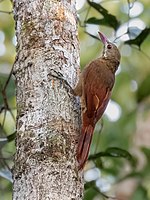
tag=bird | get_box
[74,31,121,170]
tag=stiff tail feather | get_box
[77,125,94,170]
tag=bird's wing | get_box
[77,60,115,169]
[84,60,114,121]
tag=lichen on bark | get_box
[13,0,83,199]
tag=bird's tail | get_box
[77,124,94,170]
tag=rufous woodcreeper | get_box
[74,31,121,170]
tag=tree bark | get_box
[12,0,83,199]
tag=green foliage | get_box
[78,0,150,199]
[125,28,150,48]
[131,185,149,200]
[141,147,150,161]
[87,0,120,30]
[137,73,150,102]
[84,185,98,200]
[89,147,135,164]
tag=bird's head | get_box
[98,31,121,64]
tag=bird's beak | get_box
[98,31,109,45]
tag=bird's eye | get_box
[107,44,112,49]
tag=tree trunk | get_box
[12,0,83,199]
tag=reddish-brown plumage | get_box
[74,32,121,170]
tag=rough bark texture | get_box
[12,0,83,199]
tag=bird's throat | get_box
[105,58,120,74]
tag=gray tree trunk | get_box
[12,0,83,199]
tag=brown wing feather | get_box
[83,59,115,122]
[77,59,115,169]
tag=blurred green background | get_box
[0,0,150,199]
